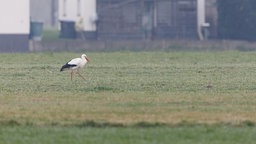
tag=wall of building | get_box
[205,0,217,38]
[0,35,29,52]
[0,0,30,52]
[82,0,97,31]
[58,0,96,31]
[97,0,198,40]
[157,0,197,39]
[0,0,30,34]
[30,0,58,28]
[29,39,256,52]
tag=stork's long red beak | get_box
[85,57,90,62]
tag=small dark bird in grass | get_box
[206,83,213,89]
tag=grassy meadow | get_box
[1,51,256,143]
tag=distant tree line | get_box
[217,0,256,41]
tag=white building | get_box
[30,0,58,28]
[58,0,97,39]
[0,0,30,52]
[58,0,209,40]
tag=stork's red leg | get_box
[70,70,74,80]
[77,69,86,80]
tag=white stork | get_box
[60,54,90,80]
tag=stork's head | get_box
[82,54,90,62]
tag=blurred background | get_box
[1,0,256,52]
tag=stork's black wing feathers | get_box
[60,63,77,71]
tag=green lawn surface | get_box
[1,51,256,143]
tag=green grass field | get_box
[1,51,256,143]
